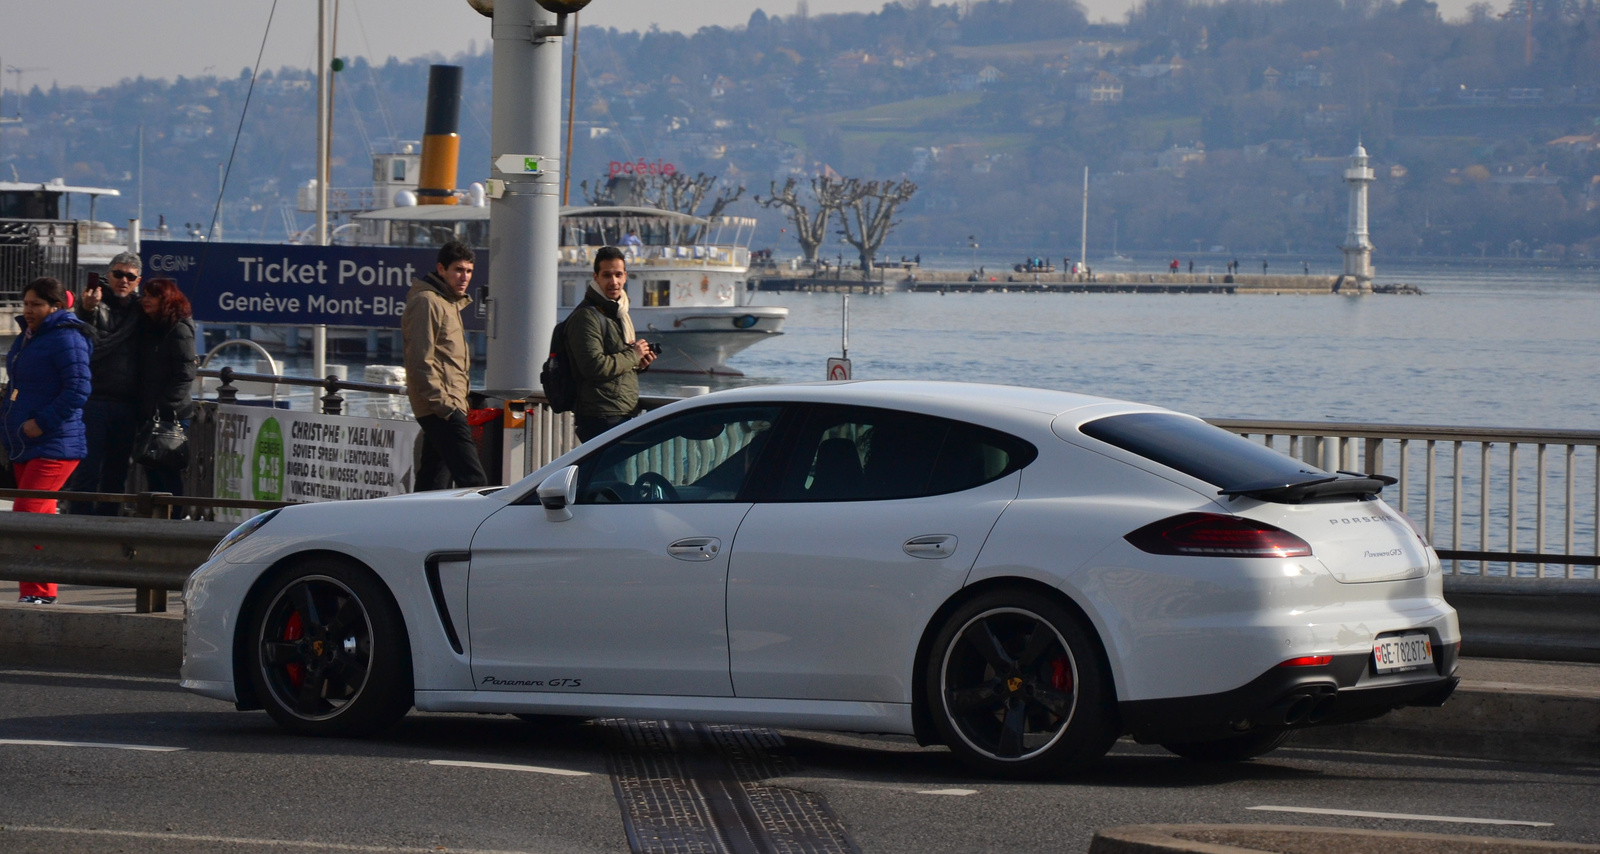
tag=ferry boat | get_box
[347,193,786,376]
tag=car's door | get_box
[726,405,1034,703]
[467,404,784,697]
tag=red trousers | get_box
[13,457,79,599]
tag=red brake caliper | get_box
[283,611,305,688]
[1051,656,1073,692]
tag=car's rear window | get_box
[1078,412,1323,490]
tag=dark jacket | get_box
[566,287,641,417]
[2,311,93,462]
[76,290,142,403]
[134,315,197,422]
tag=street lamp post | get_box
[472,0,592,399]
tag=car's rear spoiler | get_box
[1218,472,1397,504]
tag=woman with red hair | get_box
[135,278,197,498]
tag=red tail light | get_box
[1278,655,1333,667]
[1126,512,1313,558]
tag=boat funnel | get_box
[418,65,463,206]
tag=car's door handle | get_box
[903,534,958,559]
[667,537,722,561]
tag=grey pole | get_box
[484,0,565,399]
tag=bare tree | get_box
[836,178,917,278]
[755,176,850,264]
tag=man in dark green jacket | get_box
[567,245,655,442]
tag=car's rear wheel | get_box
[1161,729,1291,762]
[925,589,1117,778]
[244,558,412,737]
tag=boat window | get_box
[576,406,783,504]
[643,280,671,307]
[391,158,407,182]
[767,405,1035,502]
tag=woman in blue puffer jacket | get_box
[2,277,93,604]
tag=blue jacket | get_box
[2,310,93,462]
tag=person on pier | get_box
[66,252,145,515]
[568,246,656,443]
[3,277,93,604]
[402,241,488,491]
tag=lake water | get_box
[689,260,1600,431]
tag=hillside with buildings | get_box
[3,0,1598,260]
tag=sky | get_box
[3,0,1499,92]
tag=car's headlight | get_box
[210,509,281,560]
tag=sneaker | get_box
[18,596,56,604]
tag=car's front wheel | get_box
[925,589,1117,778]
[244,558,413,737]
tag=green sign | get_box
[253,417,285,502]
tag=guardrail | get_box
[0,513,232,613]
[1211,419,1600,579]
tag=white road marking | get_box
[0,668,174,684]
[917,788,978,796]
[0,825,533,852]
[427,759,590,777]
[1248,805,1554,827]
[0,738,185,752]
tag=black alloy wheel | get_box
[245,558,413,737]
[926,589,1117,778]
[1161,729,1292,762]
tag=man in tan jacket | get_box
[402,241,487,490]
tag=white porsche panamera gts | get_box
[181,381,1459,778]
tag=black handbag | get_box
[134,412,189,470]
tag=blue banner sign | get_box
[139,240,488,330]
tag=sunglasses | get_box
[109,270,139,281]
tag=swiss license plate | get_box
[1372,633,1433,674]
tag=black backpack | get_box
[540,314,580,413]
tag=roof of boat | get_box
[353,204,709,225]
[0,180,121,196]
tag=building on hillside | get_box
[1304,103,1350,127]
[1262,66,1283,90]
[1077,71,1124,105]
[1156,145,1205,173]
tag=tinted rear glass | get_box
[1079,412,1324,490]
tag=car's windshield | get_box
[1079,412,1325,491]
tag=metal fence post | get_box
[321,376,344,415]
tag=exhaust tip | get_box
[1307,693,1338,723]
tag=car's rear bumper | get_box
[1118,640,1460,744]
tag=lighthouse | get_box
[1340,141,1375,291]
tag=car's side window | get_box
[770,406,1036,502]
[575,405,783,504]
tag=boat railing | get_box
[1210,419,1600,579]
[559,244,749,268]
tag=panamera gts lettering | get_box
[1363,548,1403,558]
[480,676,583,688]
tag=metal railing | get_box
[1210,419,1600,579]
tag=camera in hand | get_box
[648,342,662,355]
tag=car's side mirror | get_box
[537,465,579,522]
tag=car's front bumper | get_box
[1118,639,1460,744]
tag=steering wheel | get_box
[632,472,680,503]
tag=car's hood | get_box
[219,490,501,565]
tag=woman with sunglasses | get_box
[2,277,94,604]
[65,252,145,515]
